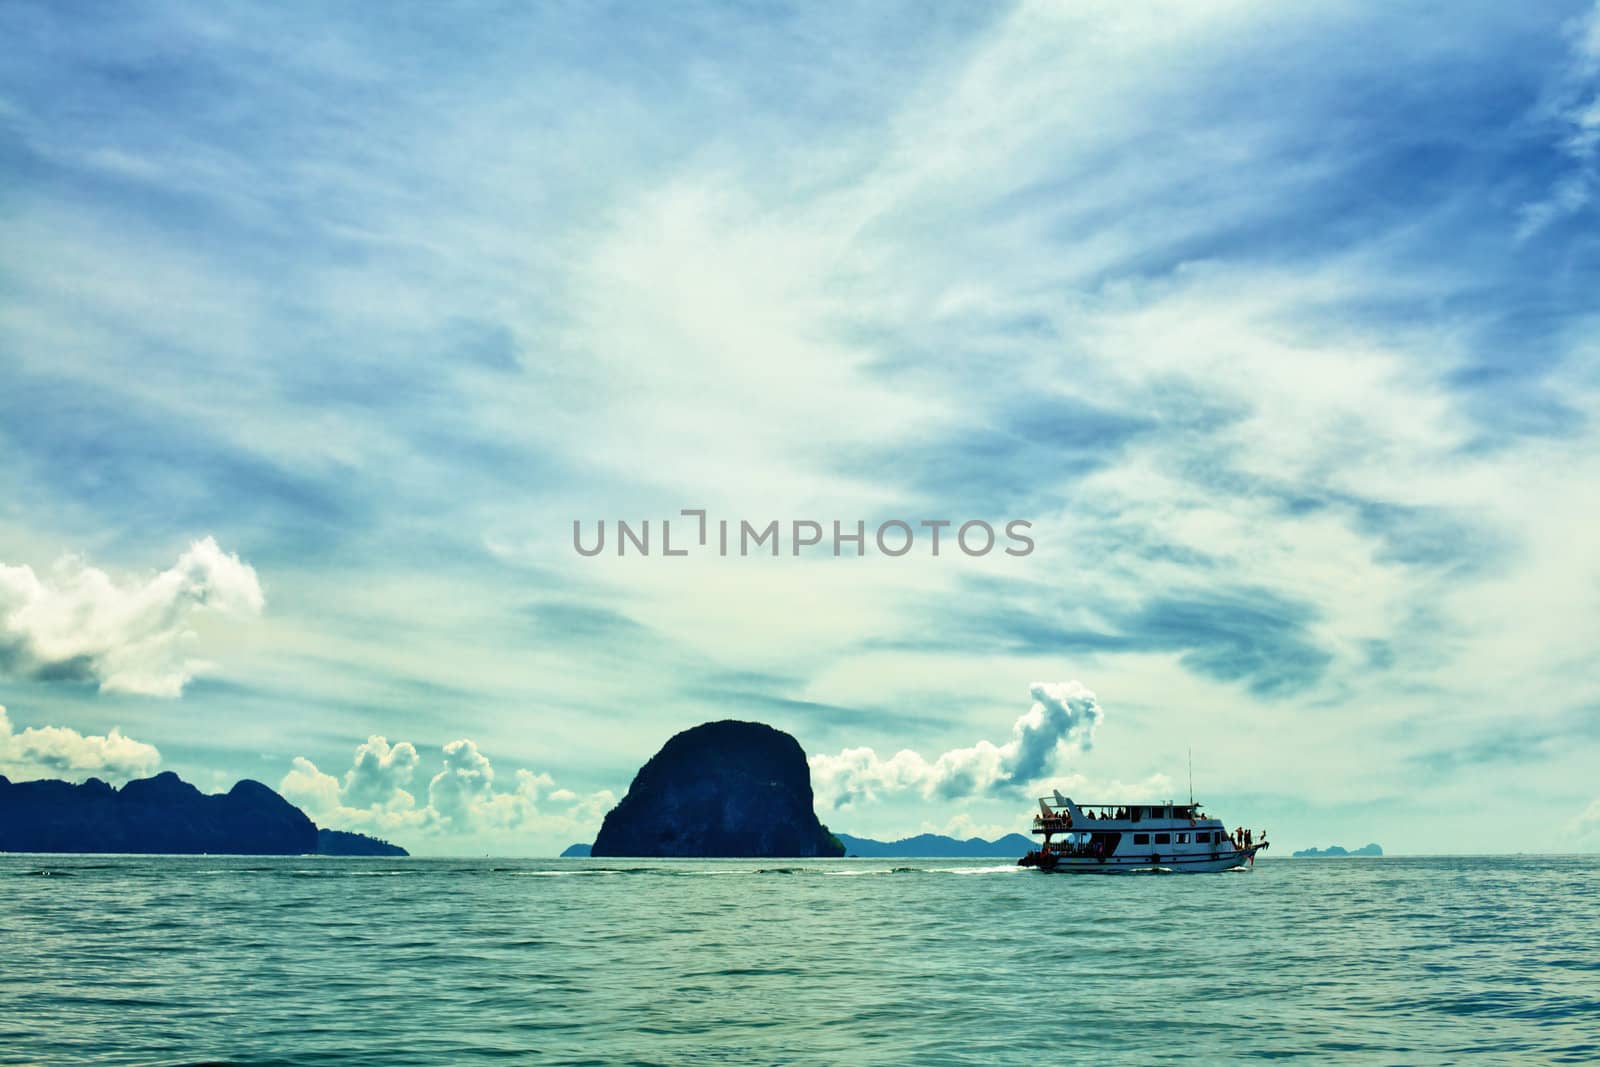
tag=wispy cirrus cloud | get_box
[1517,2,1600,239]
[2,1,1599,853]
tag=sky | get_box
[2,0,1598,856]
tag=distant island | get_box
[317,828,408,857]
[1293,843,1383,857]
[563,834,1034,859]
[590,720,845,858]
[834,832,1036,857]
[0,771,408,856]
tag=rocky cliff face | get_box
[590,720,844,858]
[0,771,318,854]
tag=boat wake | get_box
[935,863,1025,875]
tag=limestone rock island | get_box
[0,771,318,854]
[0,772,410,856]
[590,720,845,858]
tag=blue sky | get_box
[2,1,1598,855]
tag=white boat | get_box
[1017,792,1268,873]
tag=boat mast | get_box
[1188,747,1193,806]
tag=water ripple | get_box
[2,855,1597,1064]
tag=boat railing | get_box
[1037,800,1211,823]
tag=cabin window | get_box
[1176,833,1190,844]
[1195,831,1210,843]
[1154,833,1171,844]
[1133,833,1149,845]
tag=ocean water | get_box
[2,855,1597,1065]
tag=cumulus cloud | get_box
[0,704,161,783]
[809,682,1105,808]
[282,735,612,839]
[280,756,344,815]
[342,735,421,812]
[281,734,423,829]
[0,537,264,697]
[428,739,496,831]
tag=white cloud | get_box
[0,537,264,697]
[281,735,614,841]
[5,3,1598,857]
[1518,2,1600,239]
[1578,797,1600,837]
[342,735,421,813]
[0,704,161,783]
[280,734,424,829]
[280,756,343,815]
[921,812,1015,843]
[427,739,497,831]
[809,681,1104,808]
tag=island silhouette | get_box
[591,720,845,858]
[1293,843,1384,857]
[0,771,406,856]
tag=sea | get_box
[2,854,1596,1065]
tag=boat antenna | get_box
[1188,747,1194,806]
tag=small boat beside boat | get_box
[1018,791,1267,873]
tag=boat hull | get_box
[1023,845,1264,874]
